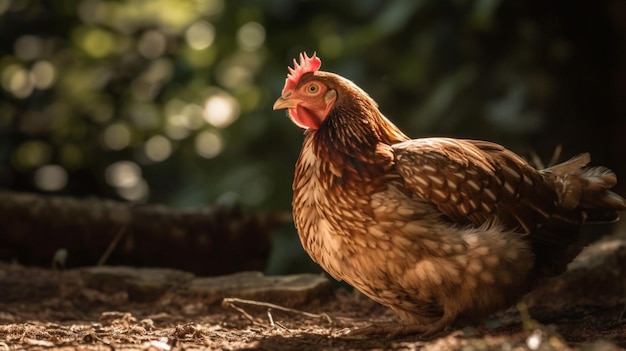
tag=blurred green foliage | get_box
[1,0,625,273]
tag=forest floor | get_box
[0,250,625,351]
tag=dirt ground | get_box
[0,262,624,351]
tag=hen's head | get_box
[273,52,338,129]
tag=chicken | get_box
[273,52,626,337]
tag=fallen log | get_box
[0,191,286,275]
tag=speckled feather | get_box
[280,56,626,334]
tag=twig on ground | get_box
[267,309,292,333]
[222,297,334,324]
[227,303,256,324]
[275,321,291,332]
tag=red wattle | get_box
[289,106,321,129]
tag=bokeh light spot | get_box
[185,21,215,50]
[105,161,142,188]
[236,22,265,51]
[105,160,149,203]
[102,123,132,150]
[164,98,187,116]
[30,60,56,89]
[2,64,34,98]
[34,165,68,192]
[79,27,115,58]
[138,30,167,59]
[194,130,223,158]
[181,104,206,129]
[165,124,190,140]
[116,178,149,203]
[144,135,172,162]
[216,63,252,90]
[165,114,192,140]
[203,92,240,128]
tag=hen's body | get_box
[276,53,626,335]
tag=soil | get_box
[0,263,624,351]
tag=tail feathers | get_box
[542,153,626,224]
[531,153,625,279]
[581,166,617,188]
[579,167,626,223]
[543,152,590,175]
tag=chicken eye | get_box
[306,84,320,94]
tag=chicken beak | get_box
[273,96,300,110]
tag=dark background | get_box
[1,0,625,273]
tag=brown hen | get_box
[273,52,626,337]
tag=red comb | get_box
[282,52,322,94]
